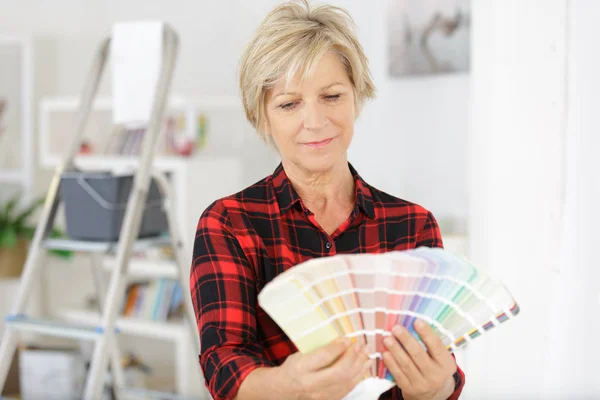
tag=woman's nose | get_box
[303,102,327,131]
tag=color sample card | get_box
[257,247,520,395]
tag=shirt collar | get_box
[271,162,376,219]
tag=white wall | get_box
[467,0,600,398]
[347,1,469,234]
[543,0,600,396]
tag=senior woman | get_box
[190,1,465,399]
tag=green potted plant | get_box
[0,193,72,278]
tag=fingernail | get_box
[415,320,425,329]
[354,343,362,353]
[342,337,352,346]
[392,326,403,336]
[383,337,394,347]
[363,345,370,355]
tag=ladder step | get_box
[119,387,203,400]
[4,314,107,340]
[43,235,172,253]
[103,257,179,280]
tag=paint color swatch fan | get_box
[257,247,520,400]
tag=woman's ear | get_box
[352,98,359,120]
[258,118,271,144]
[259,118,278,149]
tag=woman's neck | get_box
[282,159,355,213]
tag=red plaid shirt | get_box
[190,162,465,400]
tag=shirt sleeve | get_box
[416,210,445,249]
[190,200,275,400]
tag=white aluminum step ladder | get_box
[0,22,202,400]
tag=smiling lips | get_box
[303,138,334,148]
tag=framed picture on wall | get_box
[387,0,471,77]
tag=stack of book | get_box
[121,279,183,321]
[103,114,194,156]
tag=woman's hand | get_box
[382,320,457,400]
[275,337,372,400]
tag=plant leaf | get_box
[20,226,36,240]
[13,197,44,231]
[49,248,73,259]
[0,226,18,248]
[2,193,21,222]
[48,227,73,259]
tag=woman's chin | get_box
[296,152,346,173]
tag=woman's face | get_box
[264,50,356,174]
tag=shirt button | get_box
[325,242,332,249]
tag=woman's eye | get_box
[279,101,297,110]
[324,94,341,101]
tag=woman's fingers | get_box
[316,341,364,380]
[304,337,352,371]
[349,347,373,388]
[413,320,457,374]
[390,323,437,376]
[382,327,427,387]
[314,341,370,393]
[382,350,411,389]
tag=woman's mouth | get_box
[303,138,334,148]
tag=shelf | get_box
[0,169,22,183]
[103,256,179,280]
[41,154,241,172]
[118,387,203,400]
[58,309,185,341]
[43,236,171,254]
[66,154,197,171]
[5,313,103,341]
[39,94,249,170]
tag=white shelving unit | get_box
[36,94,254,397]
[0,170,22,184]
[39,94,248,168]
[57,308,195,395]
[58,309,185,342]
[0,34,34,199]
[0,35,38,394]
[50,155,243,396]
[102,256,179,281]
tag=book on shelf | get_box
[121,278,184,321]
[104,125,145,156]
[99,113,198,157]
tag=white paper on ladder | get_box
[111,21,164,127]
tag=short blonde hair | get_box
[238,0,376,138]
